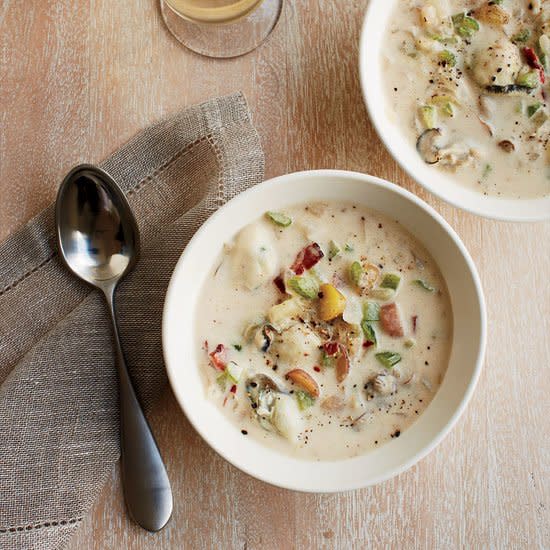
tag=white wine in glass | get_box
[164,0,264,24]
[160,0,283,58]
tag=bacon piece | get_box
[290,242,324,274]
[209,344,227,371]
[323,341,340,356]
[335,346,350,383]
[380,303,404,337]
[523,47,545,84]
[412,315,418,333]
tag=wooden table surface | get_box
[1,1,549,548]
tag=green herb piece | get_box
[321,352,335,368]
[516,71,539,89]
[380,273,401,290]
[419,105,437,129]
[287,275,319,299]
[295,390,315,410]
[266,211,292,227]
[430,34,457,45]
[369,288,395,301]
[227,361,244,383]
[441,102,454,117]
[233,344,242,351]
[363,301,380,321]
[344,243,354,252]
[375,352,402,369]
[414,279,435,292]
[527,102,542,118]
[361,320,377,346]
[511,28,530,44]
[482,164,492,179]
[452,13,479,38]
[439,50,456,67]
[216,373,227,391]
[328,240,341,260]
[349,261,363,285]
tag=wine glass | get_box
[160,0,283,58]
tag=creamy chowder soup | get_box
[383,0,550,198]
[195,202,453,461]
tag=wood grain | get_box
[1,1,549,548]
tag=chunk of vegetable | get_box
[516,70,540,88]
[380,303,404,337]
[344,243,354,252]
[290,242,324,274]
[287,275,319,300]
[439,50,456,67]
[511,29,530,44]
[419,105,438,129]
[380,273,401,290]
[452,13,479,38]
[414,279,435,291]
[361,320,377,347]
[226,361,244,383]
[318,283,346,321]
[266,211,292,227]
[328,240,341,259]
[527,102,542,118]
[349,261,363,286]
[363,301,380,321]
[295,390,315,410]
[375,351,402,369]
[369,288,395,301]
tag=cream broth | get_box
[195,202,453,461]
[383,0,550,199]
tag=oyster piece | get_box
[471,39,522,88]
[270,324,322,364]
[370,374,397,396]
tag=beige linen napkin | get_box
[0,92,264,550]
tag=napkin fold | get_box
[0,93,264,550]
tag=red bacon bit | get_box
[313,365,321,372]
[412,315,418,333]
[363,341,374,349]
[323,341,340,356]
[273,274,286,293]
[380,303,404,337]
[203,340,209,351]
[209,343,227,371]
[290,242,324,274]
[523,47,545,84]
[230,384,237,394]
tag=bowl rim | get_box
[162,169,487,492]
[359,0,550,222]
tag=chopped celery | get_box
[266,211,292,227]
[441,102,454,117]
[414,279,435,292]
[328,240,341,259]
[361,320,377,346]
[321,352,335,368]
[227,361,244,383]
[452,13,479,38]
[369,288,395,301]
[295,390,315,410]
[380,273,401,290]
[287,275,319,299]
[344,243,354,252]
[375,352,402,369]
[233,344,242,351]
[349,261,363,285]
[419,105,437,129]
[363,301,380,321]
[216,373,227,391]
[527,102,542,118]
[516,71,539,89]
[511,28,530,44]
[439,50,456,67]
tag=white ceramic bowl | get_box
[359,0,550,222]
[163,170,486,492]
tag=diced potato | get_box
[267,298,303,332]
[318,283,346,321]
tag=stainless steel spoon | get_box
[55,164,173,532]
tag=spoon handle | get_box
[104,287,173,532]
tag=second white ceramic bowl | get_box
[163,170,486,492]
[359,0,550,222]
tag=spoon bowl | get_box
[55,164,172,532]
[56,165,139,288]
